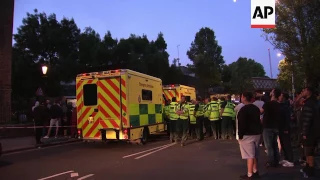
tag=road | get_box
[0,135,315,180]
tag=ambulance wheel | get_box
[140,128,149,145]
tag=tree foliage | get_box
[263,0,320,87]
[187,27,225,93]
[12,9,182,98]
[186,28,267,94]
[277,58,304,93]
[225,57,266,93]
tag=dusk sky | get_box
[13,0,281,77]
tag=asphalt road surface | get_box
[0,135,317,180]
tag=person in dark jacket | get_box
[278,92,294,167]
[261,88,281,167]
[33,100,49,144]
[299,86,320,178]
[238,92,262,180]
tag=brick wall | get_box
[0,0,14,122]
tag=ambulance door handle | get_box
[94,108,98,112]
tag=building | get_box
[251,77,278,94]
[61,81,76,97]
[179,66,195,77]
[0,0,14,122]
[179,66,202,95]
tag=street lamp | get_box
[42,65,48,75]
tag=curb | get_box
[2,139,81,154]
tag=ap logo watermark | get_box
[251,0,276,28]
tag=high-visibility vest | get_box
[178,103,189,120]
[222,101,235,117]
[188,104,196,124]
[209,101,220,121]
[204,103,210,118]
[164,105,170,119]
[169,102,179,120]
[195,103,205,117]
[232,108,236,120]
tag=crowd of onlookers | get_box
[236,87,320,179]
[32,98,76,144]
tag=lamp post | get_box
[42,65,48,75]
[268,48,273,78]
[177,45,180,67]
[40,65,48,97]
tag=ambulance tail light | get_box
[111,70,120,73]
[123,129,128,139]
[77,129,83,139]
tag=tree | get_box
[78,27,102,71]
[220,64,232,93]
[277,58,304,93]
[55,17,80,81]
[146,32,170,80]
[12,10,179,98]
[221,64,232,83]
[13,9,81,97]
[162,60,184,85]
[99,31,118,70]
[187,27,225,94]
[228,57,266,93]
[263,0,320,87]
[113,32,172,81]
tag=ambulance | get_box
[76,69,165,144]
[162,84,196,102]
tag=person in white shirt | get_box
[235,96,245,140]
[32,101,40,112]
[253,95,265,147]
[253,96,264,120]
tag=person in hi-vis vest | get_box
[208,97,220,139]
[194,97,205,141]
[169,97,179,143]
[176,96,190,146]
[164,99,171,136]
[203,98,212,137]
[220,95,236,140]
[188,99,198,139]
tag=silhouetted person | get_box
[33,100,49,144]
[44,99,63,138]
[299,87,320,178]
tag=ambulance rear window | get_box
[142,89,152,101]
[83,84,97,106]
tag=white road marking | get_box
[3,141,81,156]
[37,170,74,180]
[71,172,79,177]
[77,174,95,180]
[122,143,173,158]
[134,143,176,159]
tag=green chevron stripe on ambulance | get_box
[129,104,163,127]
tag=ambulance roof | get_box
[76,69,161,82]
